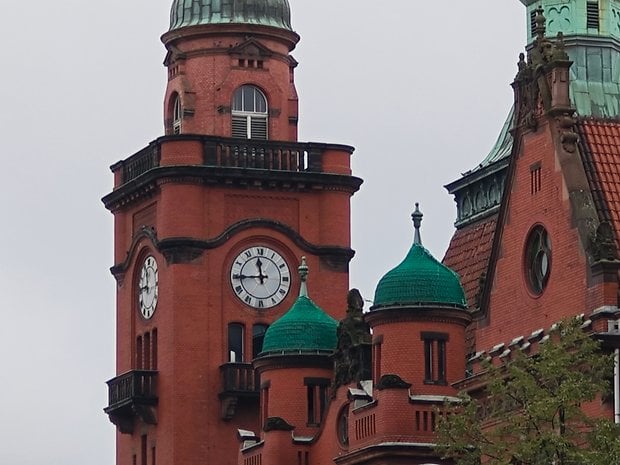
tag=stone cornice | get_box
[102,165,363,211]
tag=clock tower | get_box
[102,1,362,465]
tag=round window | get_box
[525,226,551,295]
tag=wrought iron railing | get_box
[220,363,259,394]
[106,370,158,409]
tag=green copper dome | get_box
[372,205,467,309]
[260,258,338,355]
[169,0,293,31]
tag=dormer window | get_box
[232,85,268,140]
[172,94,182,135]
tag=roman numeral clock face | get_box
[138,255,159,319]
[230,246,291,309]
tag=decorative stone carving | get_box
[333,289,372,389]
[590,222,619,262]
[376,374,412,391]
[513,8,572,131]
[263,417,295,432]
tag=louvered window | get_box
[231,85,268,140]
[587,1,600,29]
[530,10,537,37]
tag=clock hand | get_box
[233,273,262,280]
[256,259,267,285]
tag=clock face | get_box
[138,255,159,319]
[230,246,291,309]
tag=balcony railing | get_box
[120,144,160,184]
[114,135,340,185]
[220,363,259,395]
[106,370,158,410]
[104,370,158,433]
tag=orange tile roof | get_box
[578,119,620,245]
[443,214,497,308]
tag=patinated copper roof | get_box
[443,214,498,308]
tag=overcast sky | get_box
[0,1,524,463]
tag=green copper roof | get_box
[521,0,620,43]
[260,258,338,355]
[372,206,467,309]
[169,0,293,31]
[261,296,338,354]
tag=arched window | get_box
[232,85,268,140]
[172,94,182,134]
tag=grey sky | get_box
[0,1,523,464]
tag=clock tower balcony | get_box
[104,370,158,434]
[219,362,259,420]
[103,134,361,210]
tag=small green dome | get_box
[169,0,293,31]
[372,205,467,309]
[261,296,338,355]
[260,258,338,355]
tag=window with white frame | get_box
[172,94,182,134]
[232,85,268,140]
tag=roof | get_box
[169,0,293,31]
[443,214,498,308]
[260,295,338,355]
[373,242,467,309]
[578,118,620,245]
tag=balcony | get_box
[219,363,259,420]
[104,370,158,434]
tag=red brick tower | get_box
[102,2,362,465]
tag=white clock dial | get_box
[138,255,159,319]
[230,246,291,309]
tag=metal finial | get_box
[299,256,309,297]
[411,203,423,245]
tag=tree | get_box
[436,318,620,465]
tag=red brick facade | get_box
[104,4,620,465]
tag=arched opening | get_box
[232,85,268,140]
[172,94,182,134]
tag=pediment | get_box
[229,38,273,58]
[164,45,187,66]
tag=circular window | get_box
[525,226,551,295]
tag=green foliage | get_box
[436,319,620,465]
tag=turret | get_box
[254,258,338,438]
[161,0,300,139]
[367,205,471,395]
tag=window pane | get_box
[252,324,268,359]
[424,340,433,381]
[243,86,255,112]
[438,340,446,382]
[255,91,267,113]
[233,88,243,112]
[228,324,244,362]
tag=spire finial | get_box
[411,203,423,245]
[298,256,309,297]
[534,6,546,39]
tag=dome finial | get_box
[299,256,309,297]
[411,203,423,245]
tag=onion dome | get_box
[372,204,467,309]
[260,257,338,355]
[169,0,293,31]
